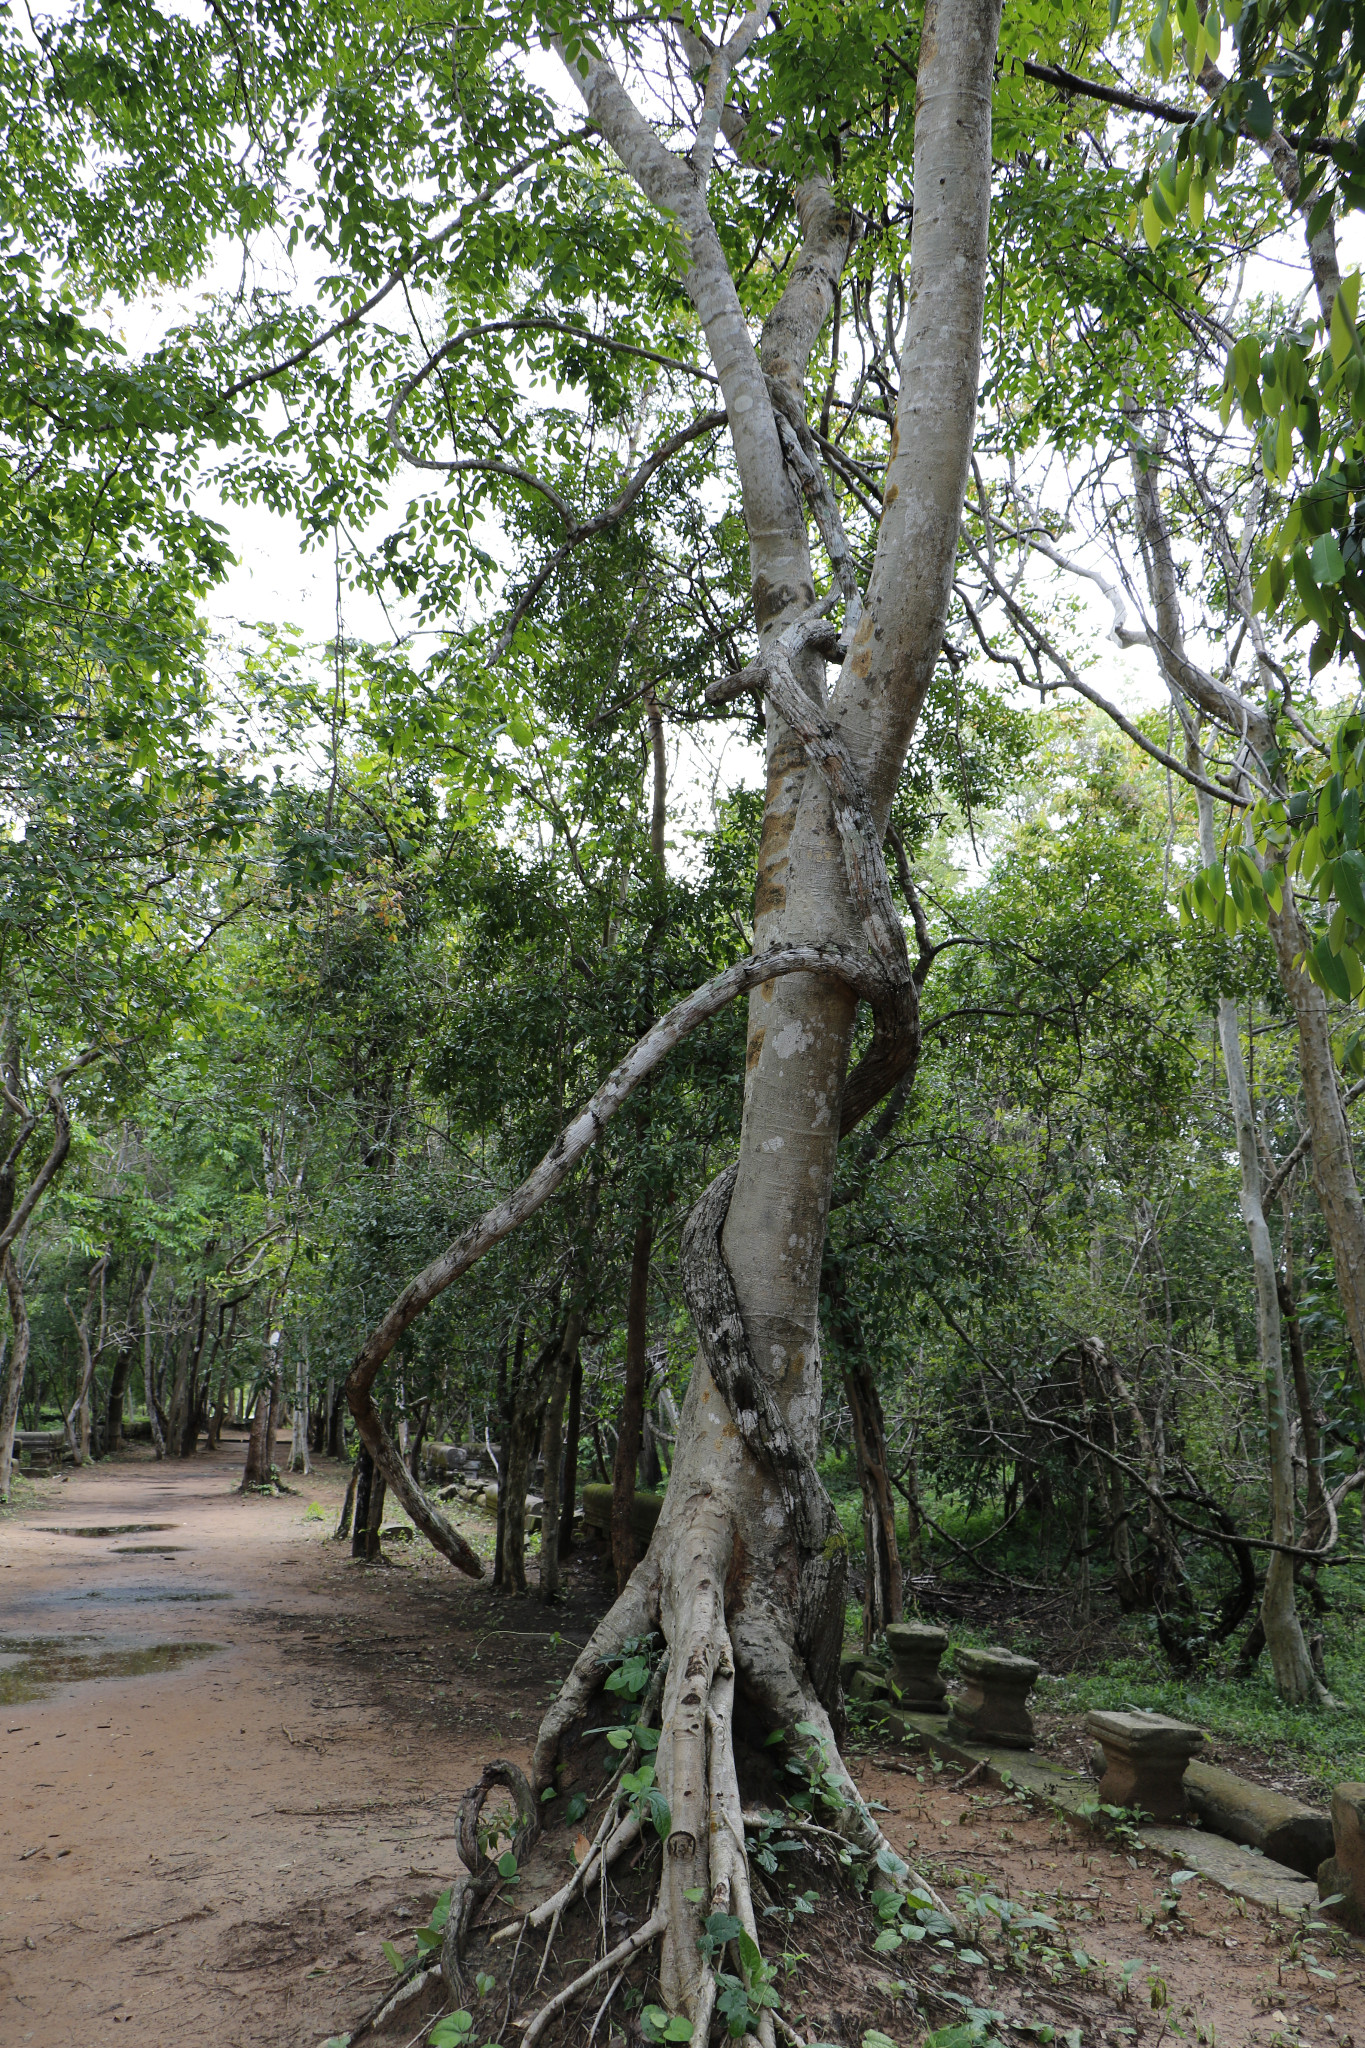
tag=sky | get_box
[125,32,1365,852]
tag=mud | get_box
[1,1448,1362,2048]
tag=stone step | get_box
[1139,1826,1318,1915]
[871,1712,1321,1916]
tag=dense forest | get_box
[5,0,1365,2039]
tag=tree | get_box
[333,0,1006,2017]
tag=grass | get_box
[823,1454,1365,1795]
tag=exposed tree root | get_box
[439,1759,539,2001]
[520,1903,666,2048]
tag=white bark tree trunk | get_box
[532,1,1003,2015]
[1193,770,1329,1704]
[346,5,1003,2021]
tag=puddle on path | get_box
[111,1544,189,1554]
[32,1524,179,1538]
[0,1634,221,1704]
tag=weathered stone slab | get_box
[1085,1710,1204,1823]
[1184,1761,1333,1878]
[885,1622,949,1712]
[579,1484,664,1540]
[1141,1827,1317,1914]
[1318,1782,1365,1932]
[946,1646,1038,1749]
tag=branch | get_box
[0,1048,105,1264]
[927,1293,1358,1564]
[484,411,728,659]
[217,131,593,403]
[346,944,890,1426]
[1262,1078,1365,1207]
[962,537,1248,808]
[690,0,773,181]
[1016,58,1350,159]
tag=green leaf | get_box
[1312,932,1355,1002]
[381,1940,406,1974]
[1244,80,1273,140]
[428,2018,474,2048]
[1332,851,1365,925]
[496,1851,518,1880]
[1311,532,1346,584]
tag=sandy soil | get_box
[1,1447,1362,2048]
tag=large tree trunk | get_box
[342,5,1001,2021]
[530,4,1003,2014]
[611,1212,653,1591]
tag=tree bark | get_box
[351,1448,375,1555]
[0,1253,31,1502]
[502,1332,561,1596]
[1192,769,1329,1704]
[141,1264,165,1459]
[612,1212,654,1592]
[105,1343,133,1454]
[335,1459,359,1541]
[1278,1263,1330,1553]
[291,1327,312,1475]
[539,1312,582,1603]
[843,1351,903,1647]
[65,1254,108,1465]
[558,1344,582,1554]
[327,1375,348,1458]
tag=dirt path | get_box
[0,1442,600,2048]
[2,1451,1362,2048]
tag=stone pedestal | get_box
[885,1623,949,1713]
[1085,1710,1204,1822]
[946,1646,1039,1749]
[1318,1783,1365,1932]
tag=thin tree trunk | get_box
[351,1449,376,1556]
[539,1312,582,1603]
[612,1212,653,1592]
[502,1333,561,1596]
[1193,769,1329,1704]
[361,1461,387,1559]
[0,1253,31,1502]
[105,1344,133,1454]
[336,1459,359,1540]
[559,1345,583,1553]
[65,1254,108,1465]
[327,1375,347,1458]
[494,1321,522,1589]
[291,1328,311,1475]
[843,1352,903,1647]
[1278,1261,1329,1552]
[141,1263,165,1459]
[241,1379,274,1490]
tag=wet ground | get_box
[1,1447,1363,2048]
